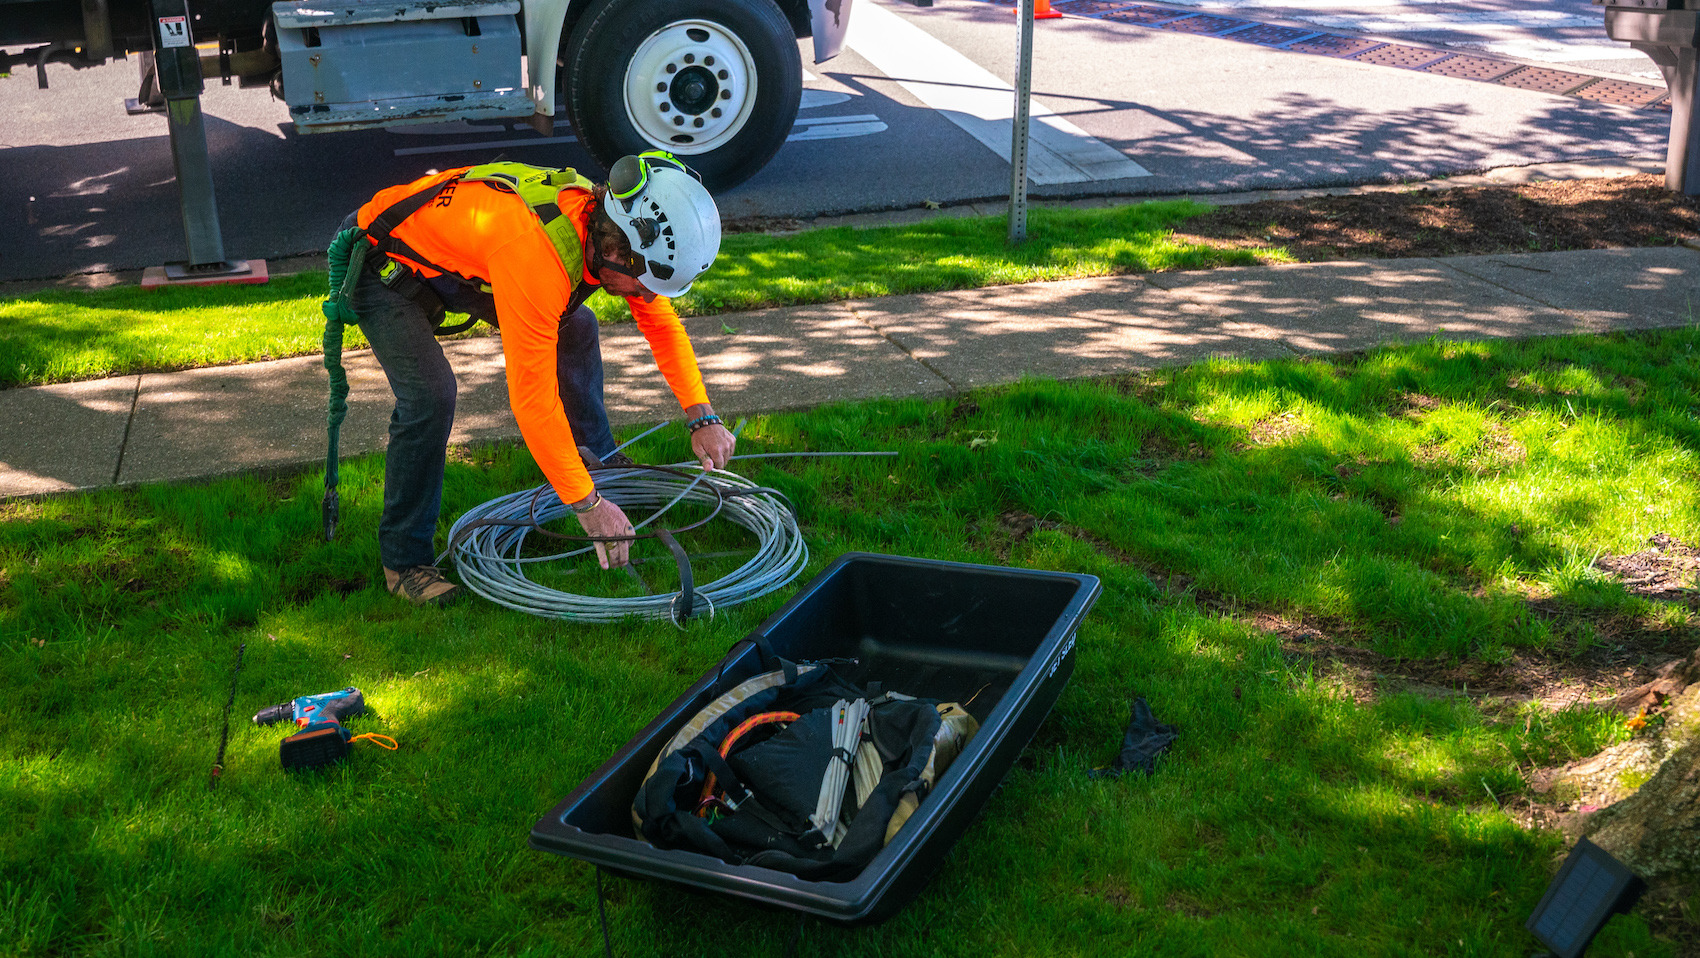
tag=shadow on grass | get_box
[2,337,1693,955]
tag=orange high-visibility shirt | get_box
[357,168,710,504]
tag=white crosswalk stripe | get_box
[846,0,1151,185]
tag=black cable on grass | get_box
[790,913,807,954]
[210,642,245,790]
[596,866,614,958]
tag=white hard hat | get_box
[604,151,721,297]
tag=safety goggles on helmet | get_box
[597,151,721,298]
[608,150,695,205]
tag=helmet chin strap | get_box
[587,199,651,286]
[596,253,647,282]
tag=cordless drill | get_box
[252,687,367,770]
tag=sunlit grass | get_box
[0,202,1262,388]
[3,328,1694,955]
[0,272,338,386]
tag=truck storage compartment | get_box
[272,0,533,132]
[529,552,1101,924]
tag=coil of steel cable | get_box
[446,458,808,623]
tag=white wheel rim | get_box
[622,19,759,155]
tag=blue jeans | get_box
[351,268,616,571]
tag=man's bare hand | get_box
[576,494,635,568]
[691,422,736,472]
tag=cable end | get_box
[322,488,339,542]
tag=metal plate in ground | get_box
[1099,5,1192,23]
[1286,34,1387,58]
[1420,55,1525,81]
[1157,14,1253,34]
[1349,44,1453,70]
[1496,67,1597,95]
[1571,78,1669,107]
[1052,0,1140,14]
[1228,24,1320,46]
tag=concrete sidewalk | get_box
[4,245,1698,499]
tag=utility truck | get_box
[1,0,854,191]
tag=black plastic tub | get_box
[529,552,1101,925]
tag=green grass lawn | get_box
[0,202,1259,389]
[5,329,1696,956]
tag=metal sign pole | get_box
[1008,0,1035,245]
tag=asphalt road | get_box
[0,0,1671,283]
[1147,0,1652,75]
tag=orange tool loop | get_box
[695,711,800,817]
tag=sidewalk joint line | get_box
[845,304,965,394]
[1432,258,1582,315]
[110,375,142,486]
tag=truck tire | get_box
[561,0,801,192]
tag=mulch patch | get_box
[1595,532,1700,606]
[737,173,1700,264]
[1172,173,1700,261]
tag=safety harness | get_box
[632,645,980,879]
[319,163,599,540]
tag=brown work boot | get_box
[384,565,463,607]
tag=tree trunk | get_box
[1578,644,1700,884]
[1581,739,1700,883]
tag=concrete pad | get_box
[672,302,950,413]
[117,340,518,484]
[119,354,377,485]
[434,337,522,445]
[0,377,136,497]
[444,311,947,439]
[139,259,270,290]
[1146,259,1584,353]
[847,276,1298,389]
[115,301,941,488]
[1436,248,1700,331]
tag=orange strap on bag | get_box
[696,711,801,816]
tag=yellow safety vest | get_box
[458,161,598,275]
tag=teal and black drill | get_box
[252,687,367,770]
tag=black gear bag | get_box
[632,656,978,881]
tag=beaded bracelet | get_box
[685,413,723,433]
